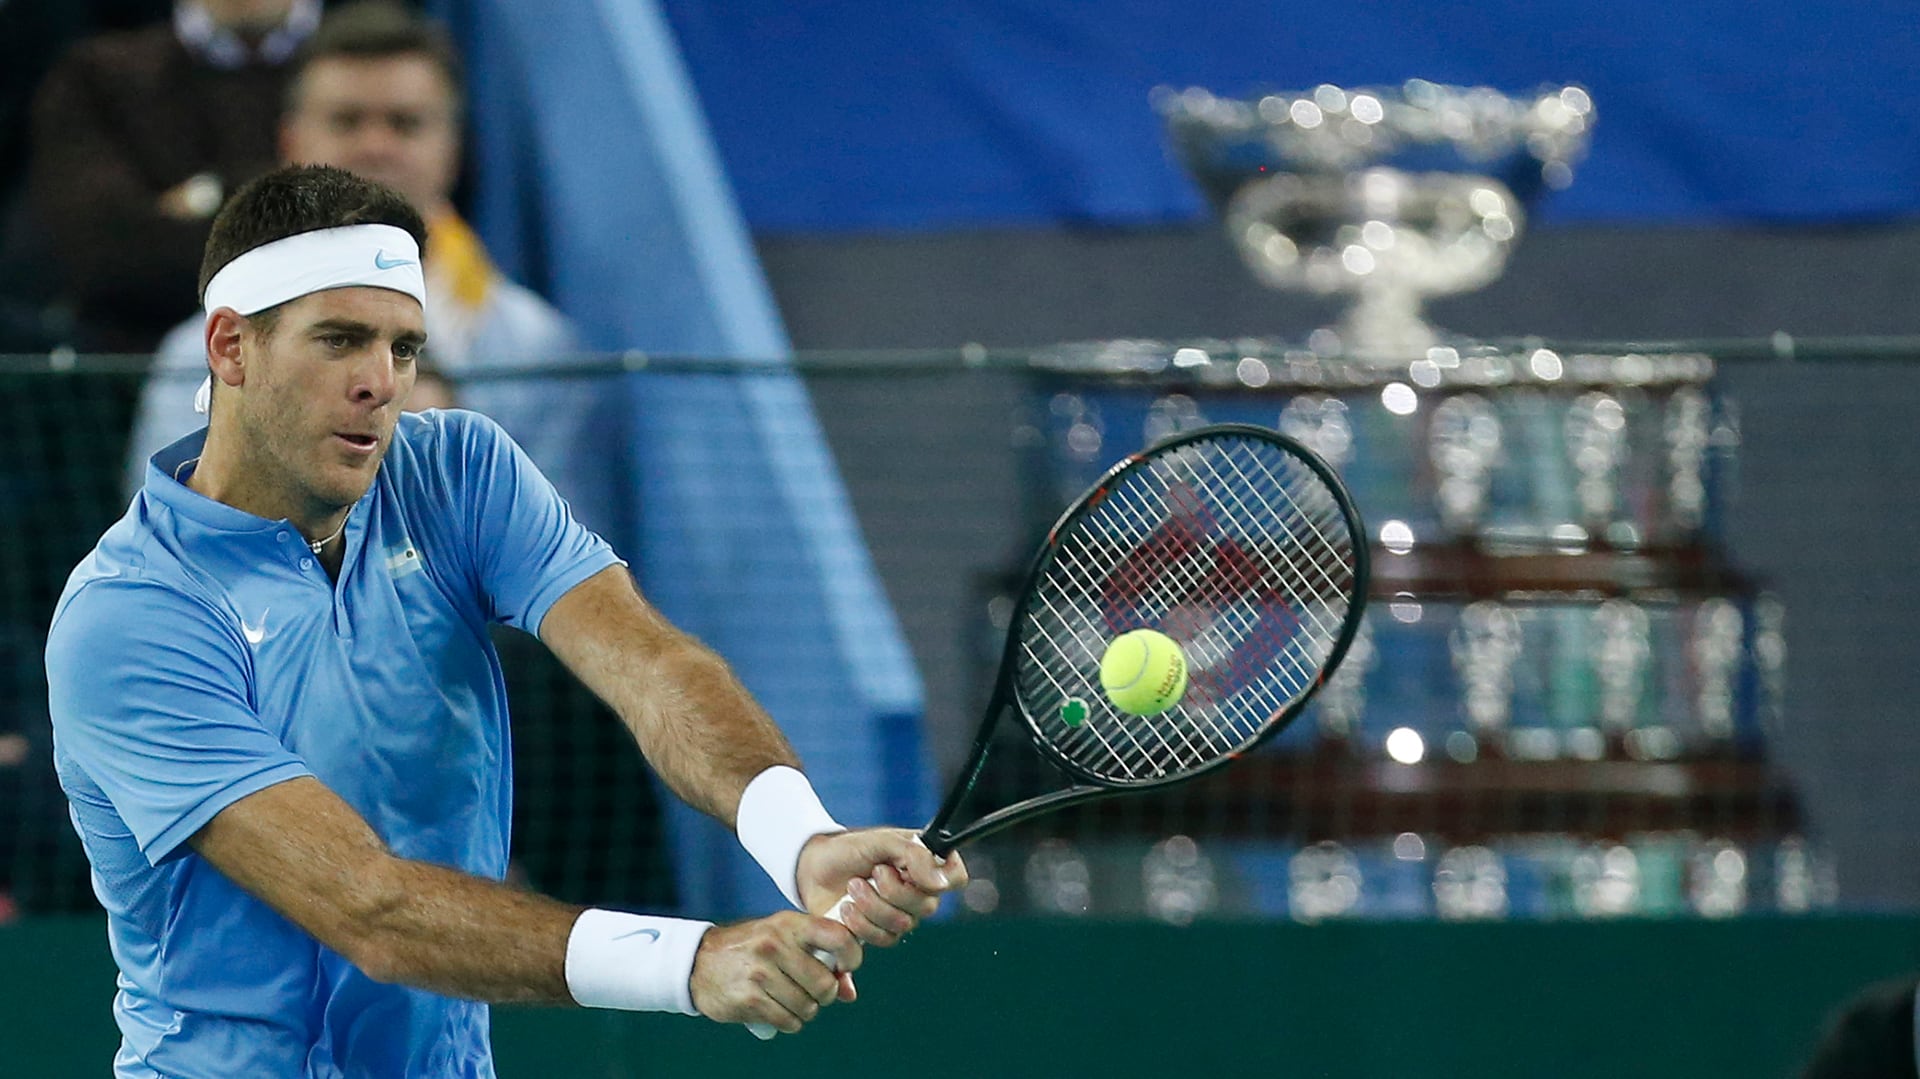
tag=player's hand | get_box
[797,828,969,947]
[689,911,861,1033]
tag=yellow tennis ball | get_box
[1099,629,1189,716]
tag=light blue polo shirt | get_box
[45,408,621,1078]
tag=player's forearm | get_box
[617,638,799,823]
[339,856,580,1004]
[542,568,797,824]
[539,569,850,910]
[195,776,705,1012]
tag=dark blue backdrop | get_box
[659,0,1920,231]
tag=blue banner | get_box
[660,0,1920,230]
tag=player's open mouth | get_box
[334,433,379,452]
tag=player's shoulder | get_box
[380,407,525,504]
[388,407,514,466]
[53,498,228,625]
[50,543,233,664]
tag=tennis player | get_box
[45,163,964,1077]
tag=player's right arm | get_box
[189,777,861,1030]
[45,578,856,1032]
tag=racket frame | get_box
[921,423,1370,857]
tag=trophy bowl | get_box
[1158,80,1594,359]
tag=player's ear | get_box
[205,308,247,390]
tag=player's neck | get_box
[189,434,350,555]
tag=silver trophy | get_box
[1158,80,1593,359]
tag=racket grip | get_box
[746,890,857,1040]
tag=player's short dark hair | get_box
[197,164,428,313]
[288,1,466,115]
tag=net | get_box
[0,348,1839,925]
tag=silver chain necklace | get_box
[307,518,348,555]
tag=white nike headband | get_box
[194,223,428,414]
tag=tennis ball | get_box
[1099,629,1189,716]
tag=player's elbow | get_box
[331,865,414,984]
[349,939,409,986]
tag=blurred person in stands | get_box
[0,2,170,349]
[125,1,609,532]
[26,0,320,351]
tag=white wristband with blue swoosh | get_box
[565,908,712,1014]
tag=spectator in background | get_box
[26,0,321,351]
[126,1,612,532]
[0,1,170,349]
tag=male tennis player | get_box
[45,164,964,1077]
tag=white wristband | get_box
[737,765,845,908]
[564,908,712,1015]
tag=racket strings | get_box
[1098,459,1347,665]
[1036,529,1259,756]
[1211,447,1356,607]
[1016,433,1359,784]
[1016,630,1172,780]
[1022,571,1222,771]
[1082,447,1347,703]
[1047,522,1302,752]
[1090,445,1352,652]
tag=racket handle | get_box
[746,890,857,1040]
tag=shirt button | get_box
[276,531,290,543]
[300,558,314,571]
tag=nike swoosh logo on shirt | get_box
[373,251,417,270]
[611,928,661,943]
[241,607,270,645]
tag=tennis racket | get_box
[750,422,1368,1038]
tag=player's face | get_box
[234,288,423,511]
[283,56,460,214]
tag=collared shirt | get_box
[173,0,321,70]
[46,409,621,1078]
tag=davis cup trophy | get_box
[990,81,1821,921]
[1157,80,1594,359]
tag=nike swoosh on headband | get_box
[374,250,417,270]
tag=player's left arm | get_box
[537,565,965,944]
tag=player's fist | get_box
[797,829,969,946]
[689,911,860,1033]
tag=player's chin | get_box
[313,473,378,510]
[314,450,385,502]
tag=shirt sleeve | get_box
[444,409,623,635]
[45,579,312,865]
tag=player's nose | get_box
[351,349,403,406]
